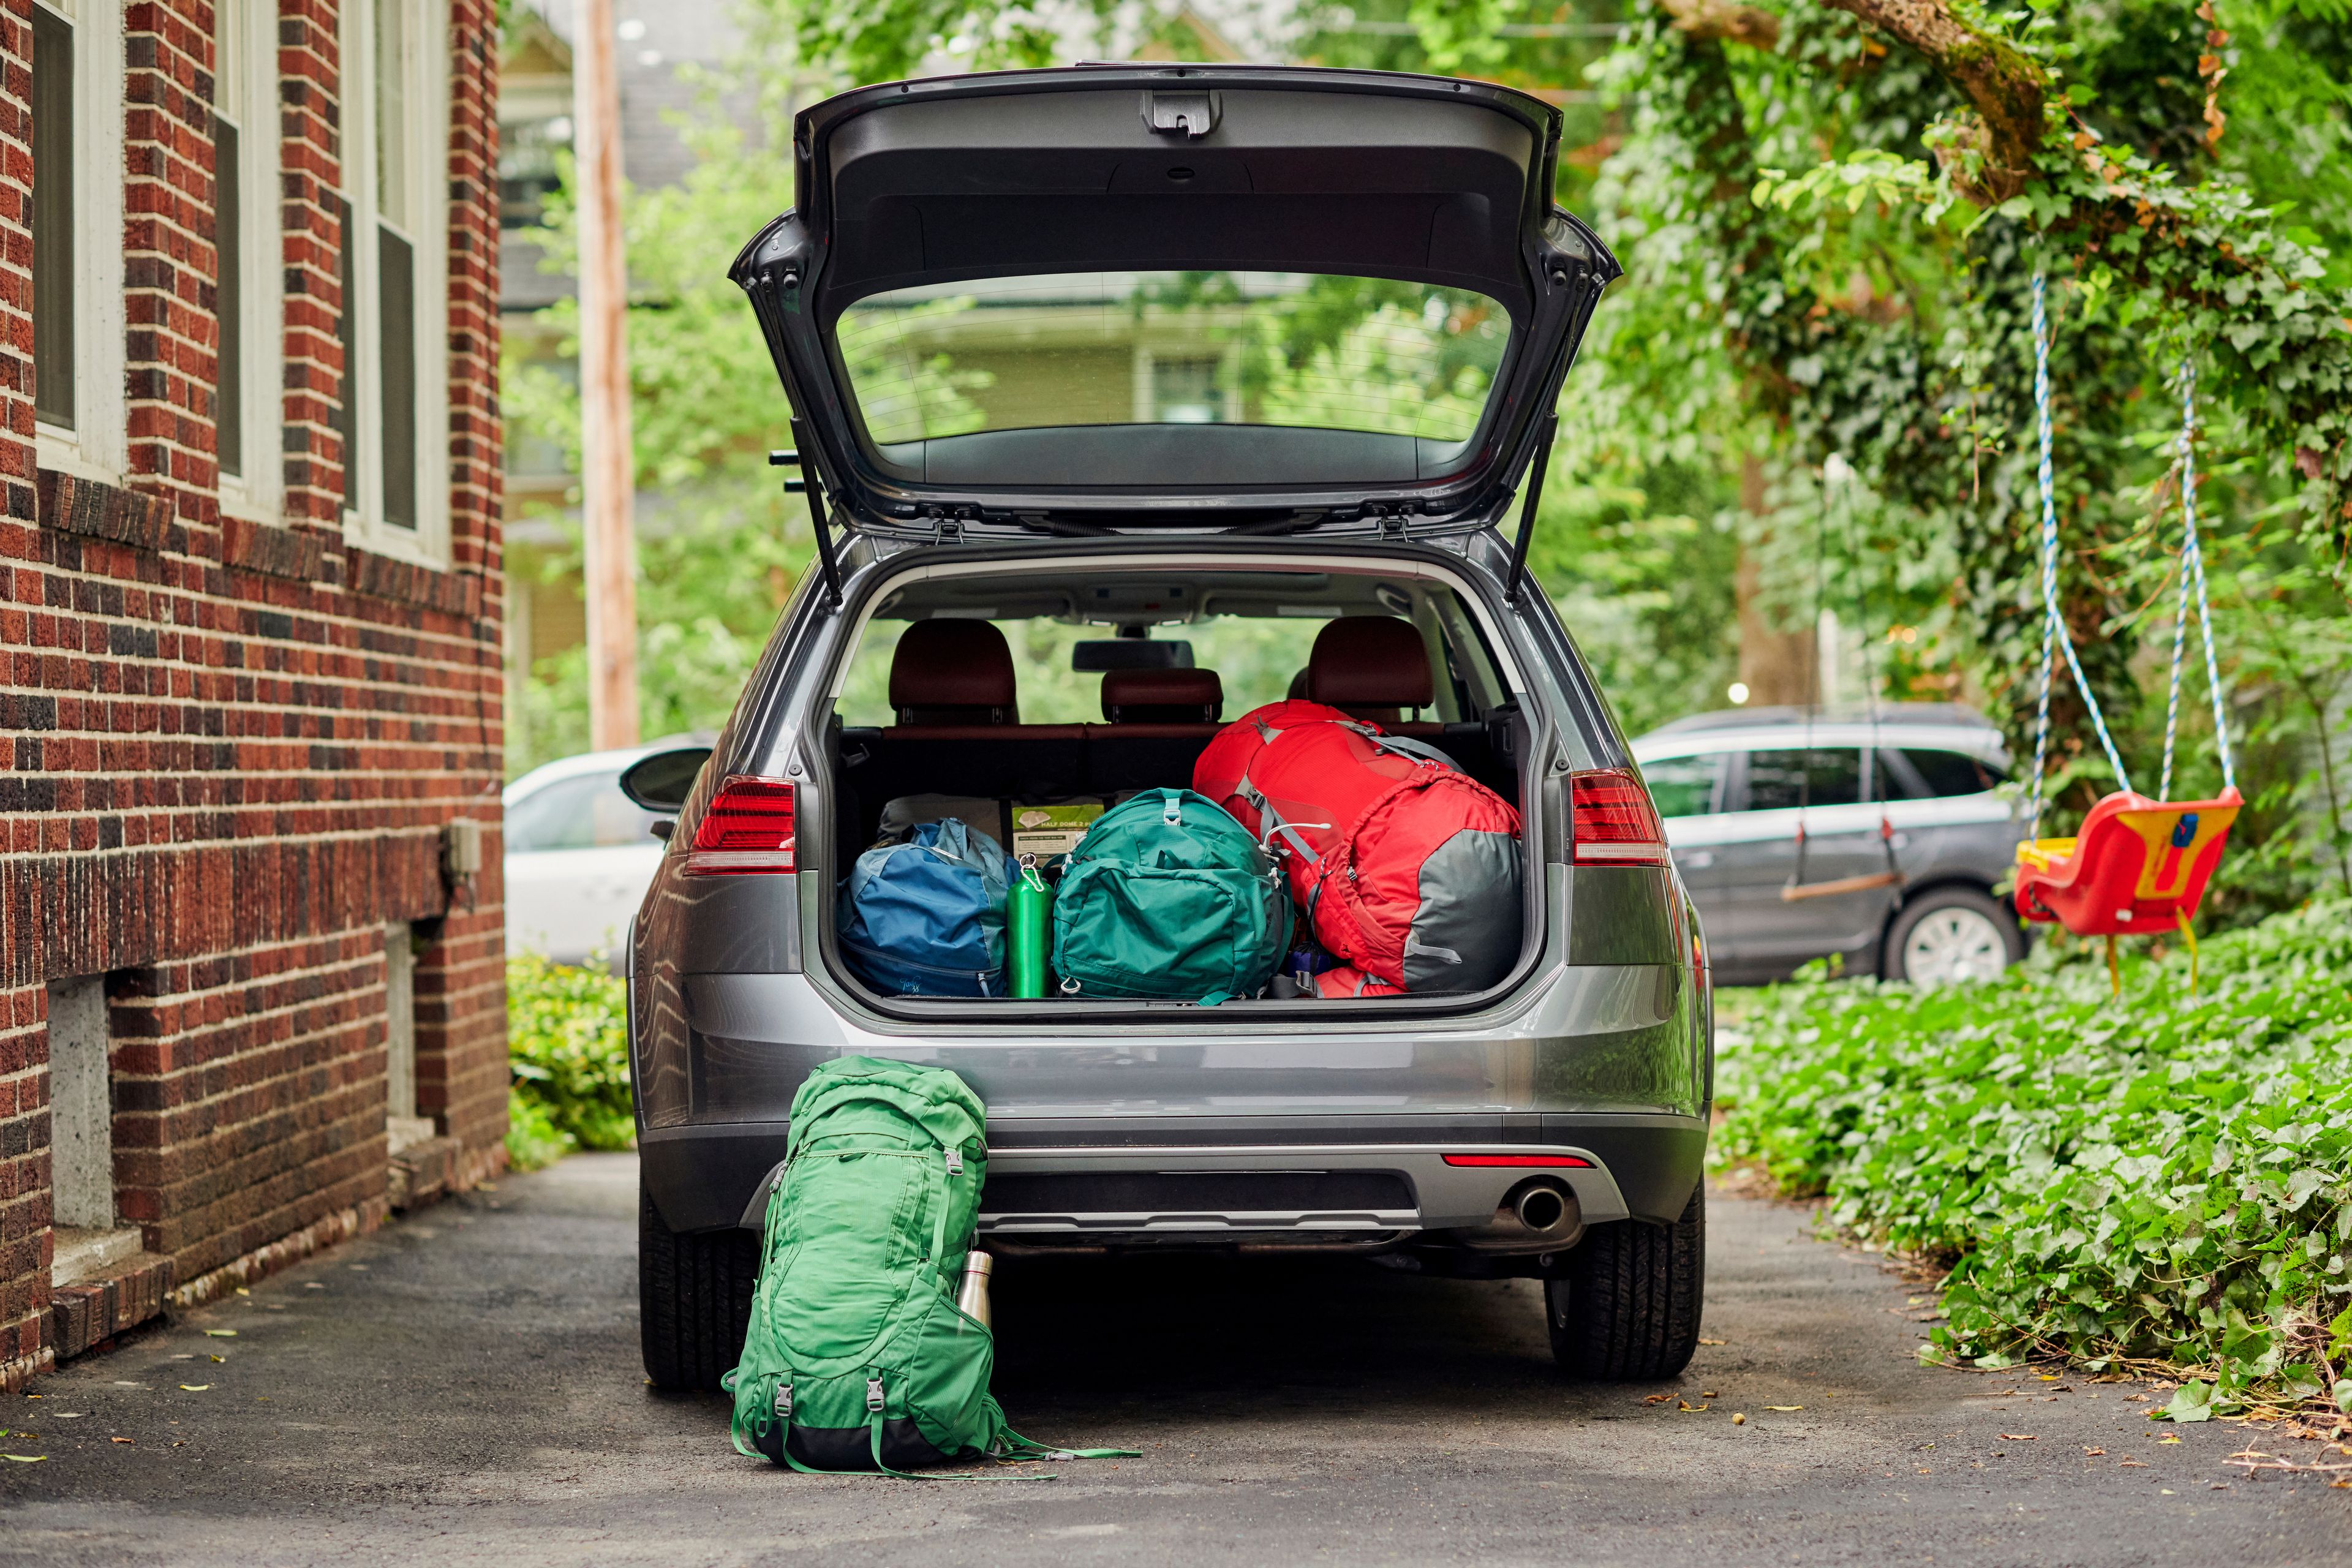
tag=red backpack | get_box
[1193,701,1523,995]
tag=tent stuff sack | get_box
[876,794,1110,867]
[1049,786,1292,1003]
[723,1056,1134,1476]
[1193,700,1523,995]
[837,818,1014,997]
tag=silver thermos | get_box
[956,1249,994,1330]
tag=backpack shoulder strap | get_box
[992,1425,1144,1461]
[1368,734,1460,771]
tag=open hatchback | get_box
[630,65,1711,1401]
[729,62,1618,534]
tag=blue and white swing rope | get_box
[2156,361,2238,801]
[2026,272,2135,840]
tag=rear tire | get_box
[640,1182,758,1392]
[1883,885,2022,985]
[1546,1185,1704,1379]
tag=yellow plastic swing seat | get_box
[2011,787,2242,938]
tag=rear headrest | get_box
[889,620,1019,725]
[1306,616,1433,718]
[1101,667,1223,725]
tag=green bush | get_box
[1716,899,2352,1420]
[506,954,635,1169]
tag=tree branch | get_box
[1815,0,2049,197]
[1653,0,1781,51]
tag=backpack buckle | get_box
[866,1377,886,1414]
[945,1147,963,1175]
[775,1382,793,1420]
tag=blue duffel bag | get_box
[837,818,1014,997]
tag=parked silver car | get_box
[503,747,671,968]
[617,64,1711,1392]
[1629,705,2028,986]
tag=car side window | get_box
[1904,748,2005,797]
[1738,748,1863,812]
[1642,753,1727,818]
[508,773,660,853]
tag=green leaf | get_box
[2161,1381,2217,1422]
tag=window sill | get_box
[34,427,125,489]
[344,545,482,617]
[344,507,454,569]
[51,1226,145,1289]
[221,514,330,582]
[36,468,173,552]
[216,483,283,529]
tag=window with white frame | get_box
[213,0,283,514]
[337,0,450,562]
[30,0,127,482]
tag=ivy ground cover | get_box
[1716,898,2352,1420]
[505,954,636,1169]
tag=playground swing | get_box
[2008,273,2242,995]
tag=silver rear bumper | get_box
[737,1142,1630,1234]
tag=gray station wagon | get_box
[1630,706,2028,986]
[617,63,1709,1392]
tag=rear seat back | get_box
[841,614,1507,852]
[1306,616,1440,733]
[840,720,1513,846]
[889,619,1021,726]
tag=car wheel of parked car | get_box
[1883,885,2022,986]
[640,1182,759,1392]
[1545,1186,1704,1379]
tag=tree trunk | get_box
[1735,456,1818,707]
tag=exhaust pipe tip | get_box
[1511,1181,1572,1236]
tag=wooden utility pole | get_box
[575,0,639,750]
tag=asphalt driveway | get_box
[1,1153,2345,1566]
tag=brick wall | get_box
[0,0,40,1390]
[0,0,28,537]
[423,0,506,1167]
[0,0,506,1387]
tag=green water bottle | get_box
[1009,854,1054,998]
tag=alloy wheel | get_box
[1901,905,2010,985]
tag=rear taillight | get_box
[1441,1153,1594,1168]
[1569,768,1670,865]
[680,776,795,876]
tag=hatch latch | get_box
[1142,91,1218,138]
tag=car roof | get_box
[1630,707,2009,763]
[1642,702,1994,736]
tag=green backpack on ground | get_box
[723,1056,1128,1477]
[1050,787,1292,1003]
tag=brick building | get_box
[0,0,508,1387]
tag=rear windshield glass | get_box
[833,271,1510,447]
[832,568,1512,730]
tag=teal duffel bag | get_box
[1050,787,1290,1004]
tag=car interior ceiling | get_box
[823,571,1530,883]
